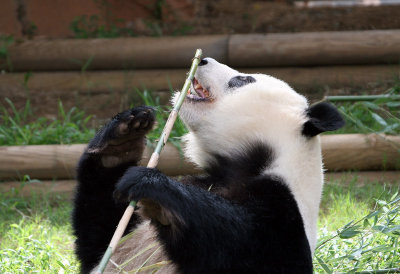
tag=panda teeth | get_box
[187,77,212,101]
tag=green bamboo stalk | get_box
[95,49,202,274]
[325,94,400,102]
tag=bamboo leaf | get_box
[315,256,333,274]
[371,113,388,127]
[361,101,381,110]
[339,229,361,239]
[386,101,400,107]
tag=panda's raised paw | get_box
[113,106,155,137]
[86,106,155,156]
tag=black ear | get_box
[302,102,345,137]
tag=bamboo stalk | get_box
[95,49,202,274]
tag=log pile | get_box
[0,30,399,188]
[0,65,397,94]
[1,30,399,119]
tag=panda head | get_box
[174,57,344,170]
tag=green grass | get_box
[0,99,95,146]
[0,92,188,147]
[1,87,399,146]
[0,178,398,273]
[0,178,78,273]
[315,181,400,273]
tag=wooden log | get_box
[229,30,400,67]
[0,69,187,92]
[2,35,228,71]
[321,134,400,171]
[0,144,199,180]
[2,65,397,120]
[2,30,400,71]
[0,134,399,181]
[0,144,85,180]
[0,180,77,196]
[0,65,398,93]
[2,171,399,196]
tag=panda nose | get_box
[198,58,208,66]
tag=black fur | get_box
[73,107,312,273]
[72,106,155,273]
[114,144,312,273]
[228,75,256,89]
[302,102,345,137]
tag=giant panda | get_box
[72,57,344,273]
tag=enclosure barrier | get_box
[0,134,399,181]
[1,65,398,95]
[2,30,400,71]
[2,30,399,119]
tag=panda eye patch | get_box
[228,75,256,89]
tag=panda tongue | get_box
[193,78,206,98]
[195,86,206,98]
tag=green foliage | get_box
[136,89,188,148]
[69,14,135,38]
[69,0,192,38]
[330,87,400,135]
[141,0,193,37]
[0,99,95,146]
[24,22,38,39]
[143,20,193,37]
[0,91,189,147]
[0,35,14,71]
[0,178,78,273]
[316,182,400,273]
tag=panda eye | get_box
[228,75,256,89]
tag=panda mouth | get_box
[187,78,212,102]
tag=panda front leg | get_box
[114,167,252,273]
[72,106,155,274]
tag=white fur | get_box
[175,58,324,253]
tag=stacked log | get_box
[2,30,400,71]
[0,134,399,181]
[0,65,398,94]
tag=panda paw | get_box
[114,166,186,225]
[113,166,169,203]
[112,106,155,138]
[87,106,155,154]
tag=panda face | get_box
[185,58,265,104]
[176,58,310,167]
